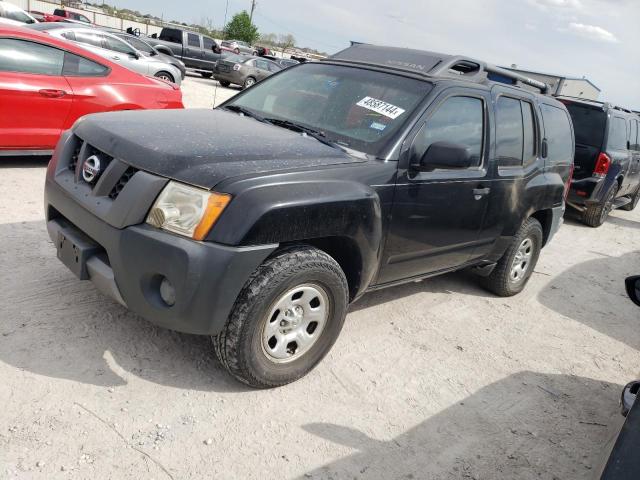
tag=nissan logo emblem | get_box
[82,155,101,183]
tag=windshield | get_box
[223,63,432,155]
[564,103,606,148]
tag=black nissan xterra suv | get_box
[44,44,574,388]
[559,97,640,227]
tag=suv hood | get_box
[73,109,362,190]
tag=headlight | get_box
[146,181,231,240]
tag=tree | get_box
[277,33,296,53]
[223,11,259,44]
[259,32,277,46]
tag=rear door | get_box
[201,36,221,72]
[563,102,606,180]
[627,119,640,191]
[607,115,633,194]
[184,32,204,68]
[0,38,72,151]
[378,88,492,284]
[254,59,271,81]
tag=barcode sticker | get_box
[356,97,406,119]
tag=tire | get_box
[620,186,640,211]
[218,80,231,87]
[234,48,240,54]
[200,72,213,79]
[154,71,175,83]
[213,246,349,388]
[480,218,543,297]
[243,76,256,89]
[582,182,618,227]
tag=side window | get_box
[521,101,537,166]
[78,14,91,23]
[267,62,281,72]
[203,37,215,51]
[609,116,628,150]
[255,60,270,71]
[159,29,182,44]
[629,120,638,151]
[412,96,484,168]
[74,31,104,49]
[63,52,109,76]
[102,35,136,55]
[540,104,573,164]
[123,36,153,54]
[0,38,64,75]
[495,97,524,167]
[187,33,201,48]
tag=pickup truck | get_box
[144,27,223,78]
[44,44,573,388]
[41,8,92,24]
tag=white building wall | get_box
[558,79,600,100]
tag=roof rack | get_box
[328,44,549,94]
[555,95,635,114]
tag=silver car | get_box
[221,39,257,55]
[29,23,182,85]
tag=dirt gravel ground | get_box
[1,76,640,479]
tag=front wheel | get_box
[154,71,175,83]
[480,218,543,297]
[213,246,349,388]
[582,183,618,227]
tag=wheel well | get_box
[617,175,624,189]
[280,237,363,301]
[530,210,553,247]
[155,70,174,80]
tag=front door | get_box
[377,89,492,285]
[0,38,72,151]
[184,32,204,69]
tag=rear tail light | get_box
[593,152,611,178]
[564,163,574,201]
[233,63,241,71]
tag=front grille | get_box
[109,167,139,200]
[69,141,81,172]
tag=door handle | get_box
[112,55,120,60]
[473,187,491,200]
[39,89,66,98]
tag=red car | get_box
[38,8,93,25]
[0,26,184,156]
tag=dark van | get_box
[559,97,640,226]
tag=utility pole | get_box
[249,0,256,23]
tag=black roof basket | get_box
[328,44,549,94]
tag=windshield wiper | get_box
[223,105,265,122]
[263,118,348,151]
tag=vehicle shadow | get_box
[296,371,623,480]
[349,270,494,314]
[538,251,640,351]
[0,156,50,168]
[0,220,250,392]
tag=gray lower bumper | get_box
[547,204,565,245]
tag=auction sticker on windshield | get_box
[356,97,406,120]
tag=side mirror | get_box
[413,141,472,171]
[129,51,140,60]
[625,276,640,307]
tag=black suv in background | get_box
[44,44,573,387]
[559,97,640,227]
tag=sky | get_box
[110,0,640,109]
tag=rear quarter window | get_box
[608,116,628,150]
[540,104,573,164]
[159,28,182,44]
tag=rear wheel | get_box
[480,218,543,297]
[154,71,175,83]
[620,186,640,211]
[200,72,213,79]
[218,80,231,87]
[213,246,349,388]
[583,182,618,227]
[243,76,256,89]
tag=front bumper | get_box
[45,132,277,335]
